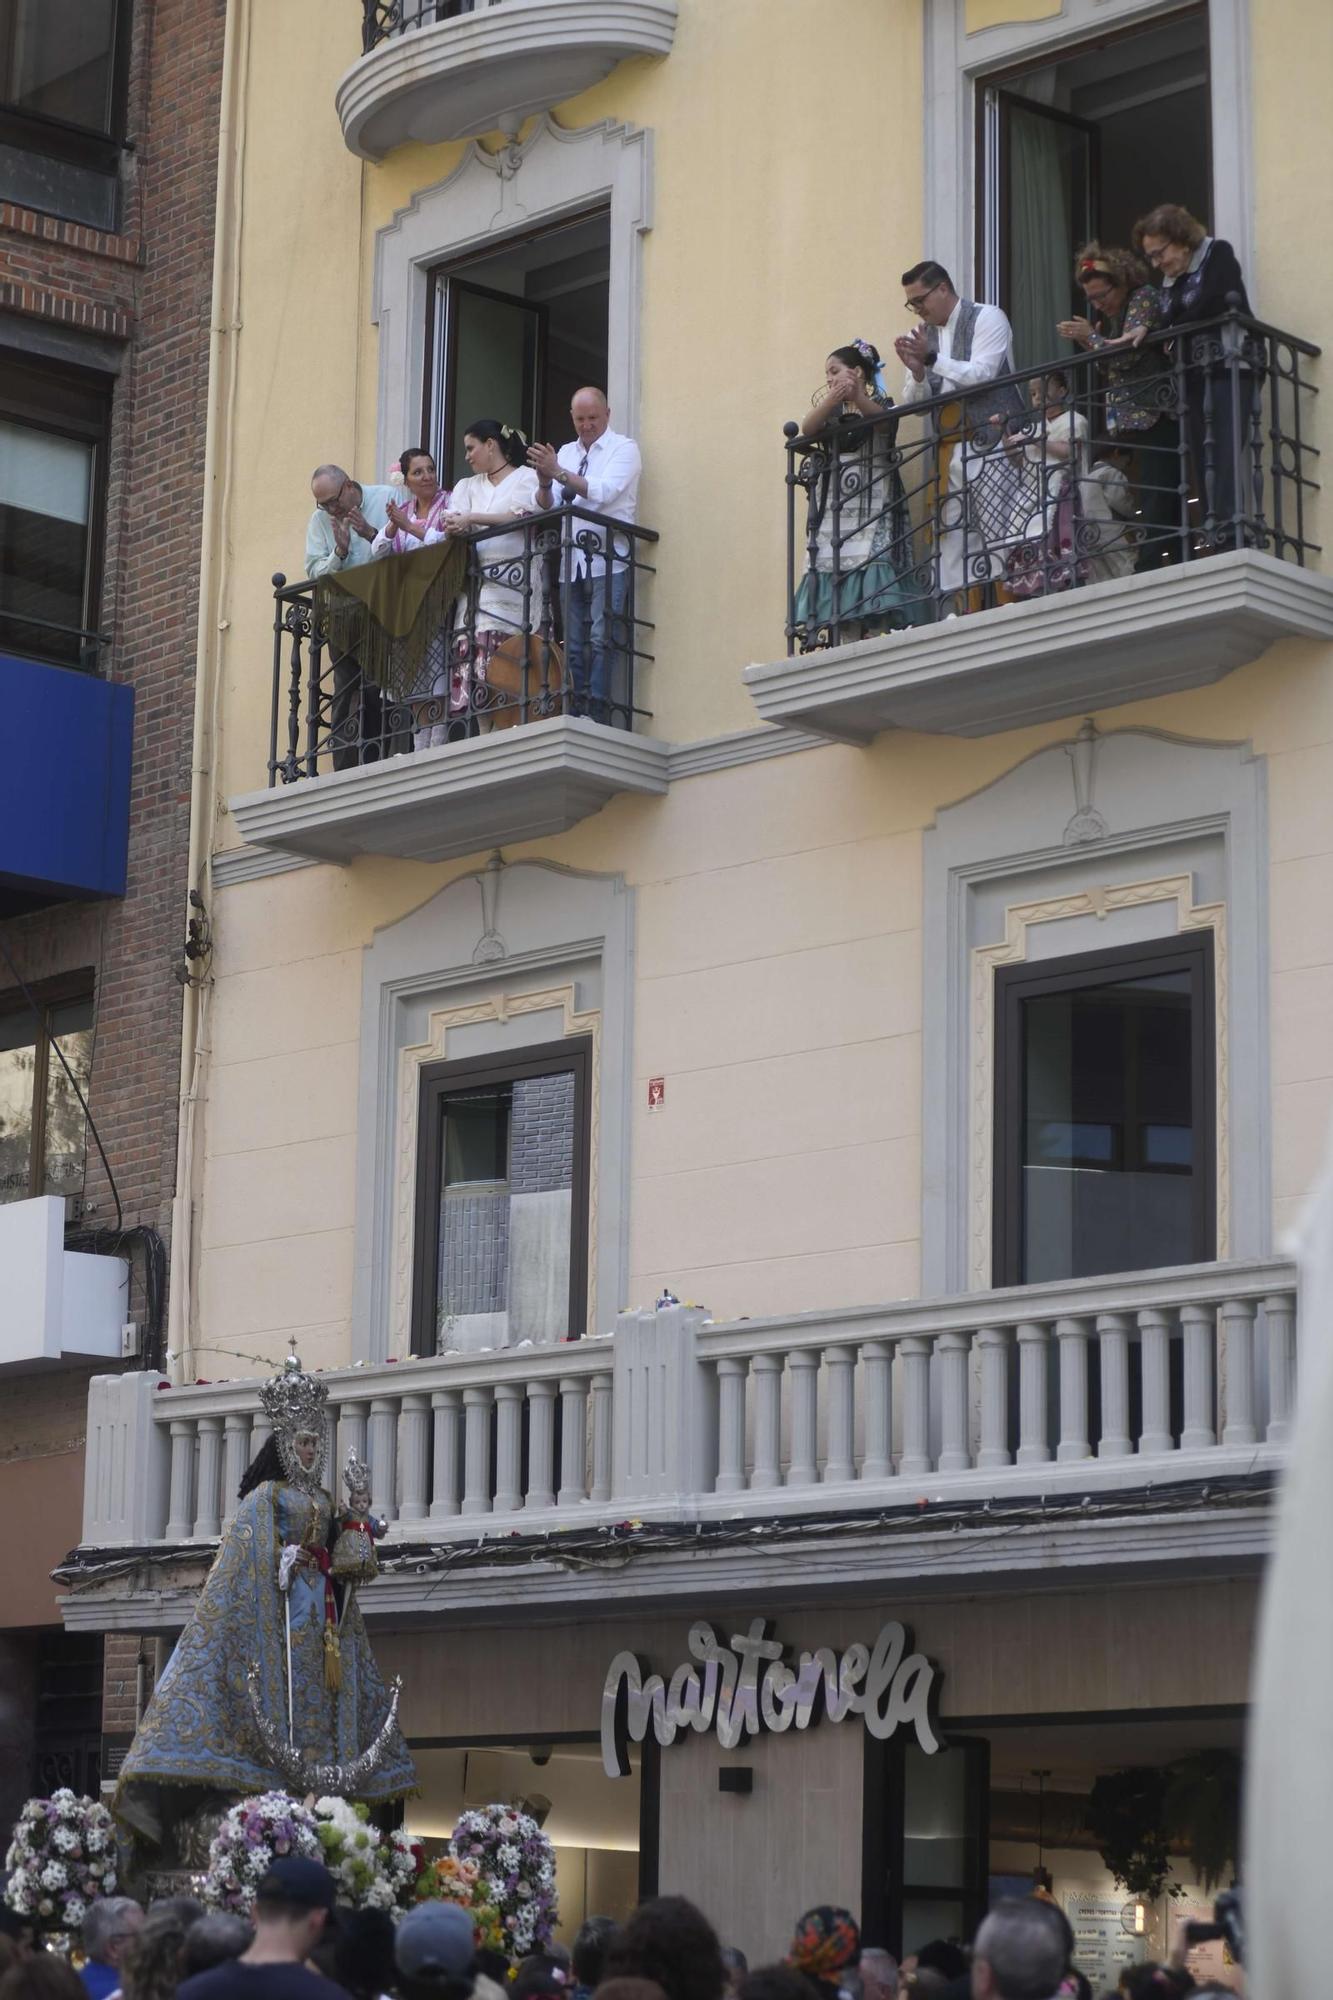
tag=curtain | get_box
[1007,103,1080,374]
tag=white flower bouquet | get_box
[312,1797,419,1912]
[3,1790,118,1937]
[448,1804,558,1960]
[198,1792,322,1914]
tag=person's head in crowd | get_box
[590,1982,669,2000]
[398,447,441,512]
[1055,1973,1091,2000]
[249,1857,336,1963]
[859,1950,899,2000]
[146,1898,205,1932]
[720,1947,748,2000]
[570,389,612,451]
[737,1969,821,2000]
[1117,1969,1191,2000]
[83,1898,145,1985]
[786,1908,860,2000]
[513,1955,571,2000]
[1029,370,1071,415]
[1132,205,1207,283]
[606,1896,727,2000]
[901,261,958,329]
[310,464,361,520]
[1073,244,1152,322]
[181,1915,252,1981]
[971,1899,1069,2000]
[904,1940,968,1997]
[462,420,529,479]
[825,344,884,409]
[119,1917,188,2000]
[0,1908,35,1961]
[314,1906,396,2000]
[395,1901,476,2000]
[0,1957,87,2000]
[573,1918,618,1995]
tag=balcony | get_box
[0,1196,129,1373]
[0,653,131,915]
[229,506,668,865]
[745,314,1333,741]
[339,0,678,159]
[64,1257,1294,1623]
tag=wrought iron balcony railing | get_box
[361,0,492,54]
[268,503,655,786]
[785,309,1320,655]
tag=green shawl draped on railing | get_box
[313,538,468,698]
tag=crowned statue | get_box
[116,1354,416,1850]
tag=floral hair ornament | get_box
[1078,258,1116,282]
[387,463,407,487]
[500,423,528,445]
[851,335,890,401]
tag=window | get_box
[992,933,1215,1285]
[0,978,94,1206]
[0,0,131,229]
[978,5,1211,368]
[0,352,111,671]
[411,1038,592,1356]
[425,210,611,486]
[33,1631,104,1797]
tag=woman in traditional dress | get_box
[440,419,543,729]
[793,341,918,646]
[115,1357,414,1850]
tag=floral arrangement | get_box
[198,1792,322,1913]
[419,1851,505,1953]
[445,1805,557,1959]
[3,1789,118,1937]
[312,1797,421,1912]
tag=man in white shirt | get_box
[894,261,1023,612]
[528,389,642,724]
[304,463,396,768]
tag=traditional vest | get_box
[928,298,1024,428]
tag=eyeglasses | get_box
[1141,242,1173,267]
[904,279,946,314]
[316,480,351,513]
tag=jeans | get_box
[563,568,630,723]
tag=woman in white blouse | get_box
[442,419,541,728]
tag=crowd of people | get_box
[0,1867,1239,2000]
[795,202,1254,638]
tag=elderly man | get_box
[528,388,642,725]
[860,1948,899,2000]
[894,261,1023,616]
[970,1899,1071,2000]
[80,1896,144,2000]
[304,463,396,770]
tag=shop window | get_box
[425,210,611,488]
[992,934,1215,1287]
[0,977,94,1208]
[0,0,131,230]
[411,1039,592,1356]
[33,1630,103,1797]
[978,5,1211,369]
[0,351,111,672]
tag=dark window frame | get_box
[411,1037,593,1358]
[991,930,1216,1288]
[0,0,133,177]
[0,968,95,1204]
[0,346,112,671]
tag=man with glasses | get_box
[894,261,1023,614]
[305,463,397,769]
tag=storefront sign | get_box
[601,1617,942,1777]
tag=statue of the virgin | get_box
[116,1356,415,1846]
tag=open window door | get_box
[984,88,1098,371]
[436,277,544,488]
[864,1734,991,1960]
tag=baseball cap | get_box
[396,1902,476,1982]
[255,1856,338,1911]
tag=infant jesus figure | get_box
[329,1449,388,1584]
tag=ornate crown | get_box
[343,1449,371,1498]
[258,1354,328,1440]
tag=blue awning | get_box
[0,654,133,909]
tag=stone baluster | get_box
[786,1351,819,1486]
[558,1375,590,1505]
[398,1393,431,1521]
[1264,1292,1297,1444]
[430,1389,463,1517]
[1016,1322,1051,1465]
[1096,1312,1133,1459]
[1179,1302,1216,1451]
[860,1339,893,1482]
[937,1331,971,1472]
[338,1400,369,1483]
[715,1359,748,1494]
[193,1415,225,1538]
[525,1381,557,1511]
[461,1388,493,1516]
[750,1354,783,1490]
[1055,1318,1091,1462]
[590,1372,614,1502]
[1220,1298,1257,1445]
[493,1384,525,1512]
[250,1415,273,1458]
[368,1397,399,1521]
[823,1346,856,1483]
[1137,1307,1173,1455]
[898,1337,931,1477]
[164,1419,196,1541]
[975,1327,1010,1470]
[222,1412,251,1528]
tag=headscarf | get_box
[787,1907,861,1986]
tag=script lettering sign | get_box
[600,1617,942,1778]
